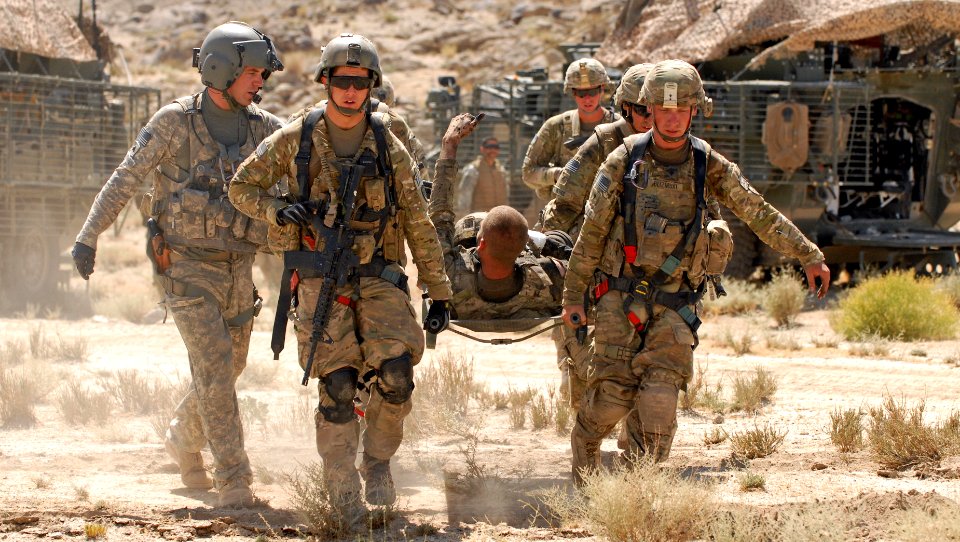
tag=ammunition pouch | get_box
[689,219,733,285]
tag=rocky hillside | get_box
[65,0,621,146]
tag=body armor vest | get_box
[450,250,560,320]
[151,93,274,253]
[595,118,632,156]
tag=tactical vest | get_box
[449,250,560,320]
[594,118,633,156]
[560,108,617,164]
[469,158,508,212]
[149,93,274,253]
[267,108,403,267]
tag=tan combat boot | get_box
[218,480,255,508]
[359,453,396,506]
[164,438,214,490]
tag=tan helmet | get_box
[314,33,382,87]
[613,63,655,108]
[454,212,488,248]
[563,58,611,93]
[371,76,395,107]
[639,59,713,117]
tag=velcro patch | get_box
[739,175,760,195]
[564,159,580,175]
[664,82,678,108]
[256,140,271,158]
[130,127,152,156]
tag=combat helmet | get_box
[638,59,713,117]
[614,63,655,110]
[562,58,611,93]
[371,76,395,107]
[194,21,283,92]
[314,33,382,87]
[454,212,488,249]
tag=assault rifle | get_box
[562,133,591,151]
[293,152,374,385]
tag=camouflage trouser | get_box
[571,289,695,484]
[164,252,256,489]
[553,325,594,412]
[294,270,423,501]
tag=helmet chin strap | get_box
[326,83,368,117]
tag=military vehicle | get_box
[0,0,160,307]
[426,43,620,214]
[428,2,960,279]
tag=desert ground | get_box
[1,216,959,542]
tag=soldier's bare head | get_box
[477,206,528,267]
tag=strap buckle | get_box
[632,279,651,298]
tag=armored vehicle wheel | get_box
[725,217,759,280]
[2,232,62,308]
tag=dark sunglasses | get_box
[625,102,651,116]
[572,87,602,98]
[481,143,501,150]
[329,76,374,90]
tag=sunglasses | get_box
[482,144,501,150]
[625,102,651,117]
[572,87,602,98]
[329,76,374,90]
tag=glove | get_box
[276,203,313,227]
[542,230,574,259]
[71,242,96,280]
[423,299,451,334]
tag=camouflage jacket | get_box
[522,108,619,200]
[562,135,825,306]
[541,117,636,237]
[228,105,452,300]
[456,156,509,216]
[76,92,283,252]
[431,158,564,319]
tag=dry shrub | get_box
[284,461,359,538]
[538,459,714,542]
[237,357,281,390]
[702,278,762,316]
[84,522,107,539]
[74,485,90,501]
[103,370,184,415]
[731,366,778,413]
[889,504,960,541]
[55,381,113,425]
[703,427,728,446]
[832,270,960,341]
[829,407,865,453]
[812,333,840,348]
[509,402,526,430]
[239,395,270,437]
[761,269,807,327]
[0,367,48,427]
[764,330,803,351]
[269,387,315,439]
[530,392,552,430]
[52,332,88,362]
[708,504,851,542]
[720,326,755,356]
[409,352,475,436]
[29,325,50,358]
[738,471,765,491]
[730,423,786,460]
[867,395,960,469]
[90,274,158,323]
[146,376,192,439]
[681,363,727,413]
[0,339,26,368]
[492,389,510,410]
[847,334,892,358]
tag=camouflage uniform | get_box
[521,107,618,222]
[228,105,451,508]
[456,156,509,216]
[75,90,283,490]
[540,117,636,238]
[564,132,824,481]
[432,158,592,408]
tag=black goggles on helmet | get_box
[572,86,602,98]
[329,75,374,90]
[235,38,284,78]
[625,102,650,116]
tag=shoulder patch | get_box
[129,127,152,157]
[255,139,271,158]
[564,159,580,175]
[596,172,610,194]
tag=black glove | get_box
[71,242,96,280]
[276,202,313,227]
[542,230,574,259]
[424,299,451,334]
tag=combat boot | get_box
[164,438,214,490]
[359,452,396,506]
[218,480,255,508]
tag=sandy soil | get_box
[2,225,960,541]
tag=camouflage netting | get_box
[0,0,97,61]
[599,0,960,70]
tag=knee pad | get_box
[376,353,414,405]
[636,380,679,436]
[318,367,359,424]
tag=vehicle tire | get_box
[725,216,759,280]
[2,231,62,308]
